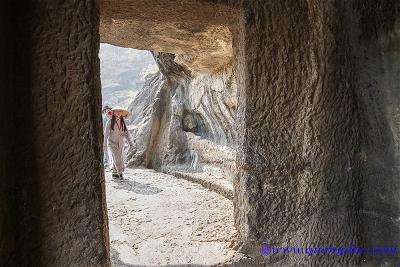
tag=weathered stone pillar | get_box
[1,0,109,266]
[31,1,109,266]
[233,0,400,266]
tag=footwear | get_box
[112,173,123,179]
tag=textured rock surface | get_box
[100,0,240,72]
[1,0,109,266]
[31,1,110,266]
[227,1,400,266]
[126,52,191,168]
[126,52,237,184]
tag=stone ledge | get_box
[165,170,234,200]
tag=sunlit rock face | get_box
[125,52,237,179]
[100,0,239,72]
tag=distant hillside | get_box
[100,43,158,108]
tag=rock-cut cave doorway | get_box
[99,44,237,266]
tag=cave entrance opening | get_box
[99,43,237,266]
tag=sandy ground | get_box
[105,168,237,267]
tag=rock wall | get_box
[1,0,109,266]
[126,52,237,179]
[232,1,365,265]
[214,0,400,266]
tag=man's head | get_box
[102,105,112,114]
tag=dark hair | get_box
[102,105,112,113]
[110,115,128,132]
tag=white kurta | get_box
[104,119,133,175]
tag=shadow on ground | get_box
[112,177,163,195]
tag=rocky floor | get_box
[105,168,237,266]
